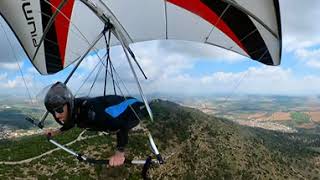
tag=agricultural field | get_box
[182,95,320,133]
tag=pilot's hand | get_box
[109,151,125,167]
[44,128,61,137]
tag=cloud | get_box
[0,17,25,64]
[0,62,23,71]
[0,73,7,81]
[0,71,48,98]
[306,60,320,68]
[140,66,318,96]
[150,40,245,63]
[294,48,320,59]
[75,42,196,83]
[59,39,320,96]
[0,75,32,89]
[281,0,320,52]
[293,47,320,69]
[42,64,320,96]
[279,1,320,69]
[1,52,319,97]
[79,53,101,71]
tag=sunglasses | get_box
[52,105,65,114]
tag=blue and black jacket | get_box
[57,95,146,151]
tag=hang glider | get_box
[0,1,282,178]
[0,0,282,75]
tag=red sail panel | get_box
[168,0,248,54]
[50,0,75,66]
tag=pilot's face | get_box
[54,104,68,123]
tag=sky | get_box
[1,0,320,101]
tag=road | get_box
[0,130,105,165]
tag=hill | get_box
[0,100,320,179]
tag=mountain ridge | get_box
[0,99,319,179]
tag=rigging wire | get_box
[218,70,250,115]
[39,3,160,164]
[0,20,34,105]
[73,40,145,124]
[103,30,111,96]
[218,49,274,117]
[88,61,104,97]
[218,52,271,115]
[44,0,148,83]
[42,1,125,93]
[38,1,149,125]
[42,0,146,95]
[109,59,117,95]
[202,4,252,115]
[103,29,117,96]
[74,56,102,97]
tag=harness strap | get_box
[105,98,139,118]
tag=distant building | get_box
[1,105,11,109]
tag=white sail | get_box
[0,0,282,75]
